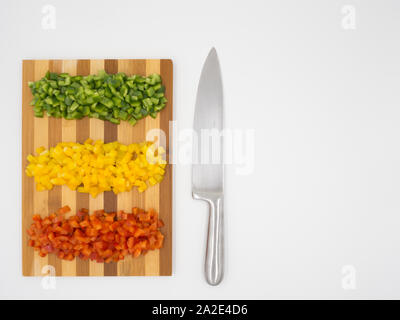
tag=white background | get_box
[1,0,400,299]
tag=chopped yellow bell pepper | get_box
[26,139,167,198]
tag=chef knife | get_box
[192,48,224,286]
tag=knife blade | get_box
[192,47,224,286]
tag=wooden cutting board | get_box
[22,59,173,276]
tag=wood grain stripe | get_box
[159,60,173,275]
[33,60,50,276]
[61,60,77,276]
[116,60,147,276]
[144,60,161,276]
[103,59,118,276]
[88,60,105,276]
[129,61,147,275]
[47,60,63,276]
[22,60,35,276]
[75,60,91,276]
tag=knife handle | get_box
[206,196,224,285]
[193,192,224,285]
